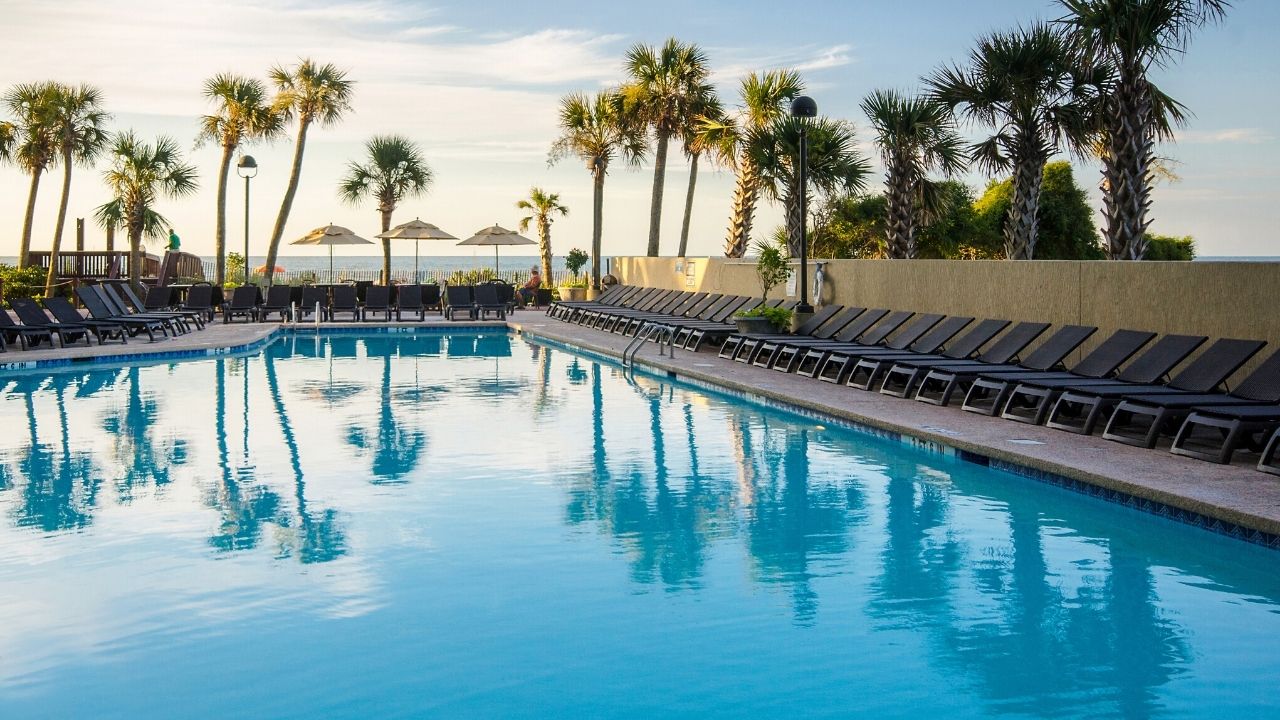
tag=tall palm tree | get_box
[620,38,712,257]
[1059,0,1230,259]
[927,24,1104,259]
[198,73,284,286]
[748,116,870,257]
[676,90,724,258]
[697,71,804,258]
[263,59,354,285]
[93,132,199,291]
[549,91,645,288]
[861,89,967,259]
[516,187,569,285]
[337,134,432,285]
[4,82,59,268]
[44,83,110,296]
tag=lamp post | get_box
[790,96,817,315]
[236,155,258,285]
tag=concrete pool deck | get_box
[3,310,1278,542]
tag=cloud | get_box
[1175,128,1273,144]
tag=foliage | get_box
[517,187,569,285]
[735,304,793,331]
[447,268,496,285]
[972,161,1104,259]
[1142,234,1196,261]
[809,181,989,259]
[226,251,246,285]
[0,264,46,305]
[752,241,792,299]
[559,275,590,289]
[564,248,589,277]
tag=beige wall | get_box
[613,257,1280,378]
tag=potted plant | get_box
[559,248,590,302]
[734,242,793,334]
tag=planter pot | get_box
[734,316,777,334]
[559,286,587,302]
[585,286,601,301]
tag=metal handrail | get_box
[622,321,677,369]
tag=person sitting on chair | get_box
[520,268,541,305]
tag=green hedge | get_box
[0,265,47,307]
[1143,234,1196,261]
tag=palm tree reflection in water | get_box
[103,366,187,502]
[15,374,101,531]
[206,358,280,552]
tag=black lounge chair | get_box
[564,286,652,325]
[10,298,95,347]
[605,292,714,335]
[960,329,1155,416]
[143,286,178,311]
[473,283,507,320]
[492,282,517,313]
[1044,338,1264,435]
[835,316,979,389]
[0,303,59,349]
[667,295,753,348]
[1000,334,1206,426]
[879,321,1049,399]
[99,285,189,335]
[75,286,165,341]
[1260,429,1280,476]
[363,285,393,321]
[913,325,1095,406]
[330,285,360,321]
[769,309,888,374]
[786,311,935,376]
[181,284,216,322]
[1170,405,1280,465]
[113,283,201,332]
[586,289,682,329]
[672,297,793,350]
[42,296,128,345]
[296,287,330,321]
[259,285,293,322]
[721,304,846,364]
[422,284,443,314]
[547,284,630,320]
[1103,347,1279,449]
[444,285,475,320]
[396,284,426,321]
[222,286,260,323]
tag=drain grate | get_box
[1007,438,1046,446]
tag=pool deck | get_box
[3,311,1279,541]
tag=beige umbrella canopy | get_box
[458,224,537,276]
[291,224,375,281]
[375,218,457,282]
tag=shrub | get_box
[564,248,589,278]
[0,265,47,307]
[1143,234,1196,261]
[752,241,791,300]
[736,304,793,331]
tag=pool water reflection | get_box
[0,332,1277,718]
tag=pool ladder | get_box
[622,322,677,369]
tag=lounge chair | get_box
[548,284,632,321]
[99,285,189,335]
[959,329,1155,415]
[473,283,507,320]
[782,309,892,375]
[879,321,1050,399]
[363,285,393,321]
[42,296,128,345]
[1170,404,1280,465]
[833,316,980,388]
[666,296,754,347]
[1044,338,1264,435]
[296,287,329,321]
[10,298,95,347]
[222,286,260,323]
[721,304,846,363]
[143,286,178,311]
[444,285,475,320]
[492,282,517,313]
[1102,347,1279,449]
[75,286,166,341]
[578,288,671,327]
[258,285,293,322]
[422,284,442,314]
[604,292,711,334]
[1000,334,1206,426]
[181,284,216,322]
[330,285,360,321]
[0,303,59,348]
[115,283,203,331]
[1260,428,1280,476]
[912,325,1096,406]
[396,284,426,321]
[786,311,932,376]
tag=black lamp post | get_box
[790,96,817,314]
[236,155,258,284]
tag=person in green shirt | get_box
[167,228,181,252]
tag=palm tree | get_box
[516,187,569,285]
[697,71,804,258]
[44,83,111,296]
[197,73,284,286]
[263,59,354,284]
[0,118,14,159]
[748,116,870,257]
[4,82,59,268]
[861,89,967,259]
[549,91,645,289]
[676,90,724,258]
[337,135,432,284]
[93,132,199,291]
[1059,0,1230,259]
[620,38,712,257]
[927,24,1104,259]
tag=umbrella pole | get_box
[494,246,499,278]
[415,240,420,283]
[329,246,334,282]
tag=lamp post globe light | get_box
[790,96,816,316]
[236,155,258,285]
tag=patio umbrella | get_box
[375,218,457,283]
[457,224,537,276]
[290,224,374,282]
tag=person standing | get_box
[167,228,181,252]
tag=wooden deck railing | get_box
[26,250,205,282]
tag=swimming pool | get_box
[1,330,1277,718]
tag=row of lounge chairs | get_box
[216,283,514,323]
[0,283,210,350]
[544,287,1280,475]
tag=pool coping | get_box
[3,318,1278,549]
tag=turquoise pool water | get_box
[1,331,1277,718]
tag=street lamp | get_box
[236,155,258,285]
[790,95,817,316]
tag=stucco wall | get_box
[612,257,1280,378]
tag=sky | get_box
[1,0,1277,263]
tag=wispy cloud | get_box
[1176,128,1274,144]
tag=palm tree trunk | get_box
[1005,156,1046,260]
[45,148,74,295]
[1103,63,1155,260]
[723,150,759,258]
[214,142,234,286]
[591,169,605,289]
[884,161,916,260]
[784,180,803,258]
[18,168,44,268]
[128,218,144,295]
[677,153,700,257]
[646,131,670,257]
[538,217,553,287]
[380,207,393,285]
[264,119,311,284]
